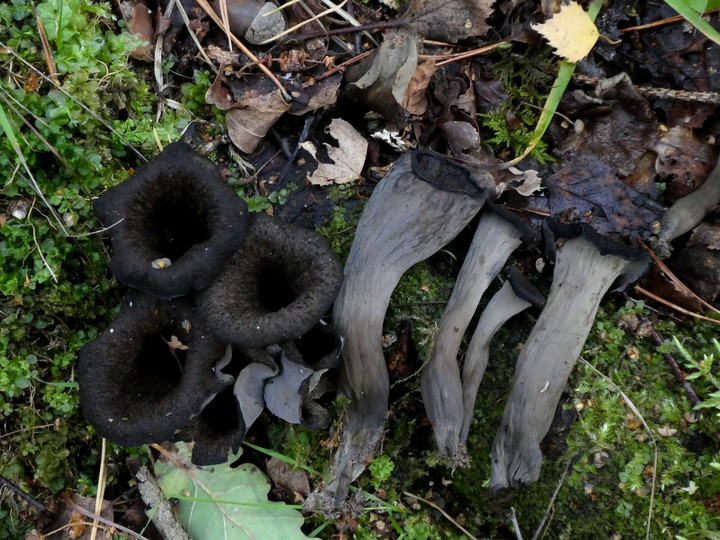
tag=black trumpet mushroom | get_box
[326,150,487,504]
[196,212,343,348]
[78,291,232,447]
[93,142,250,299]
[420,204,539,465]
[490,225,650,489]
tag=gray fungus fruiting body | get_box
[79,142,342,465]
[327,150,486,503]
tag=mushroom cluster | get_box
[319,147,720,507]
[78,142,343,464]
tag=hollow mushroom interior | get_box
[137,181,213,261]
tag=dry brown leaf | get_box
[117,0,154,62]
[299,118,368,186]
[401,58,435,115]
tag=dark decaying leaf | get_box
[653,126,719,203]
[545,153,664,240]
[266,457,311,503]
[344,28,419,127]
[405,0,493,43]
[559,73,659,179]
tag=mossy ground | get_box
[1,1,719,538]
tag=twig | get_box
[90,438,108,540]
[314,49,373,82]
[136,465,191,540]
[30,0,58,83]
[577,358,657,540]
[573,73,720,105]
[650,331,702,407]
[287,20,407,40]
[638,239,720,316]
[278,114,315,184]
[63,492,151,540]
[432,41,510,67]
[403,491,478,540]
[169,0,218,75]
[0,42,147,162]
[532,458,573,540]
[0,474,50,514]
[261,0,350,44]
[509,507,524,540]
[193,0,290,100]
[619,8,720,33]
[634,285,720,325]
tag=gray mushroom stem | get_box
[490,235,641,489]
[328,151,486,503]
[421,212,523,465]
[460,277,537,445]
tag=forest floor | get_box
[1,0,720,538]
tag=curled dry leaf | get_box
[401,58,435,116]
[653,126,718,202]
[300,118,368,186]
[345,28,419,126]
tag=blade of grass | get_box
[0,42,147,162]
[664,0,720,45]
[508,0,604,165]
[0,101,69,235]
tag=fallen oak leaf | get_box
[532,1,599,63]
[299,118,368,185]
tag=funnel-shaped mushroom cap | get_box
[196,212,343,348]
[78,291,231,447]
[94,142,249,299]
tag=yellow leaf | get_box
[532,1,599,63]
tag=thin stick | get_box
[313,49,373,82]
[634,285,720,325]
[0,474,50,513]
[509,507,524,540]
[63,492,151,540]
[577,357,657,540]
[650,331,702,407]
[260,0,350,44]
[532,458,573,540]
[619,8,720,33]
[287,19,406,40]
[169,0,218,74]
[0,42,147,162]
[433,41,510,67]
[193,0,290,100]
[403,491,478,540]
[638,239,720,315]
[30,0,58,83]
[31,222,58,283]
[90,438,108,540]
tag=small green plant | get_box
[368,454,395,489]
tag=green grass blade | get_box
[664,0,720,45]
[512,0,604,164]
